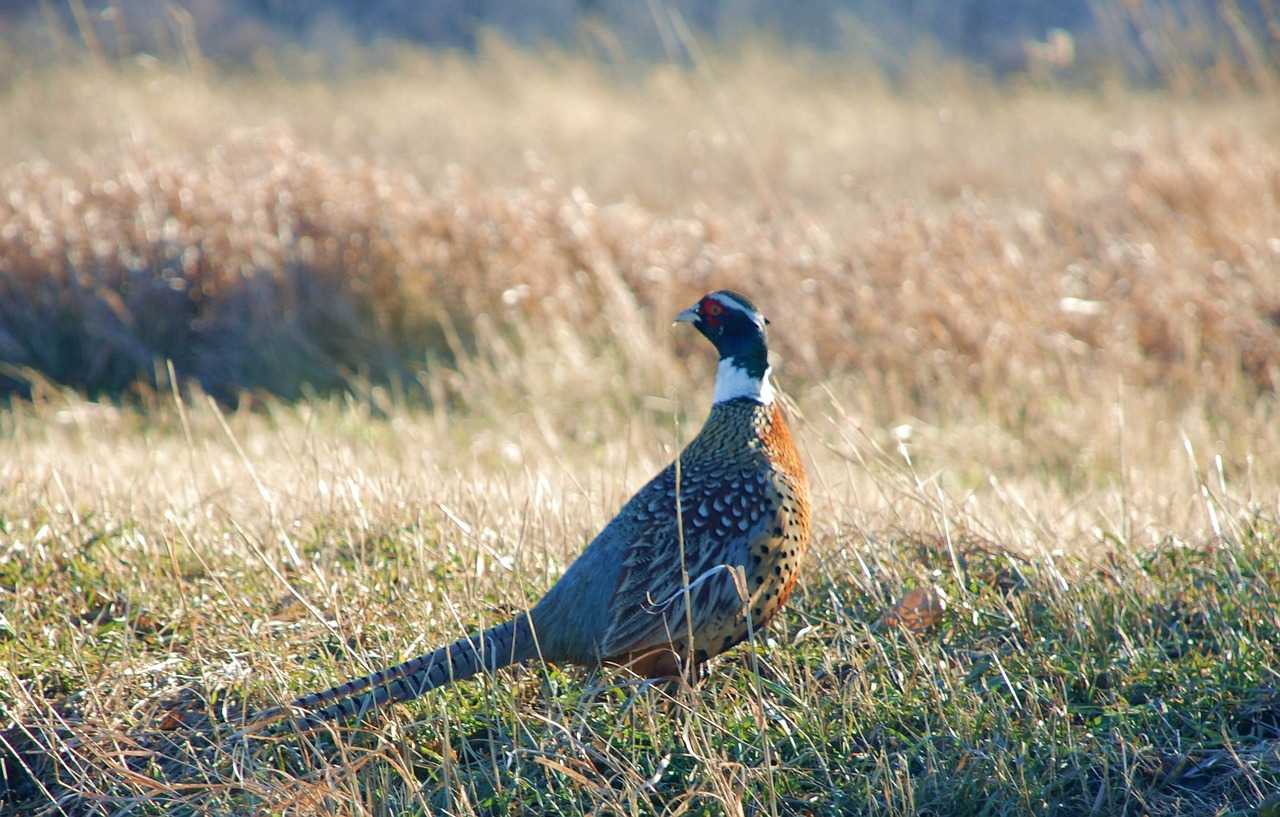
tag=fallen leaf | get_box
[882,586,944,632]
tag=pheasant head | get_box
[675,290,774,405]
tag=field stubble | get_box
[1,47,1279,815]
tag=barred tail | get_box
[249,614,537,730]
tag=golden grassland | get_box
[1,47,1279,815]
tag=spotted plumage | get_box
[246,290,811,731]
[598,398,809,670]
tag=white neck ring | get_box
[713,359,775,405]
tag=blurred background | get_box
[0,0,1276,410]
[1,0,1277,82]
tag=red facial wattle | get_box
[701,297,724,328]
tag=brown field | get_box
[1,45,1279,816]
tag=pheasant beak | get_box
[673,305,700,326]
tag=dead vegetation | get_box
[1,49,1278,412]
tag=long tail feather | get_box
[248,614,537,730]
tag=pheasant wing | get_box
[599,467,777,659]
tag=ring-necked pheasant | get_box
[249,290,811,729]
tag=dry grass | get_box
[2,48,1278,408]
[1,45,1279,816]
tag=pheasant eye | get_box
[703,300,724,317]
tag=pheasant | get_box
[249,290,811,729]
